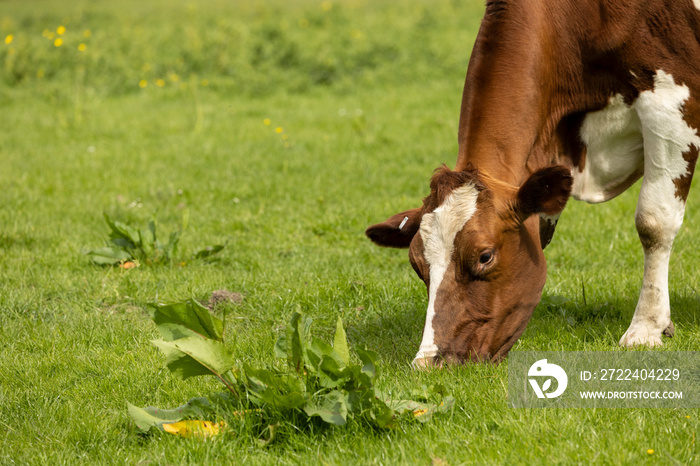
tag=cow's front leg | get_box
[620,72,699,347]
[620,70,700,346]
[619,201,680,347]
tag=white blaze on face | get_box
[413,183,480,364]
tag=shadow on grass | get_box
[348,301,426,365]
[0,232,37,250]
[526,291,700,349]
[535,292,700,326]
[349,288,700,362]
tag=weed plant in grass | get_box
[1,0,699,464]
[86,212,225,265]
[129,301,453,439]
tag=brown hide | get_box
[366,0,700,365]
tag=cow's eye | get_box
[478,250,494,265]
[466,249,497,280]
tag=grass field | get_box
[1,0,699,463]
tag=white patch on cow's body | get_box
[570,70,699,347]
[572,94,645,203]
[619,70,700,347]
[412,183,479,366]
[694,0,700,10]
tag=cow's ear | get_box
[515,166,573,220]
[365,207,423,248]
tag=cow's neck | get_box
[454,2,557,184]
[454,0,608,185]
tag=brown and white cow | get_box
[366,0,700,366]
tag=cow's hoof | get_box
[619,328,663,348]
[619,319,675,347]
[663,321,675,338]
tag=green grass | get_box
[1,0,699,463]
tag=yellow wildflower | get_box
[77,43,86,52]
[647,449,654,455]
[156,79,165,87]
[54,38,63,47]
[321,1,332,11]
[275,127,283,133]
[4,34,13,45]
[37,69,45,78]
[263,118,271,126]
[169,73,180,82]
[413,408,429,417]
[162,420,226,438]
[57,26,66,35]
[83,29,91,38]
[138,79,148,88]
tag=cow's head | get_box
[366,165,572,366]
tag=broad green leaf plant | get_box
[129,300,454,439]
[87,213,224,266]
